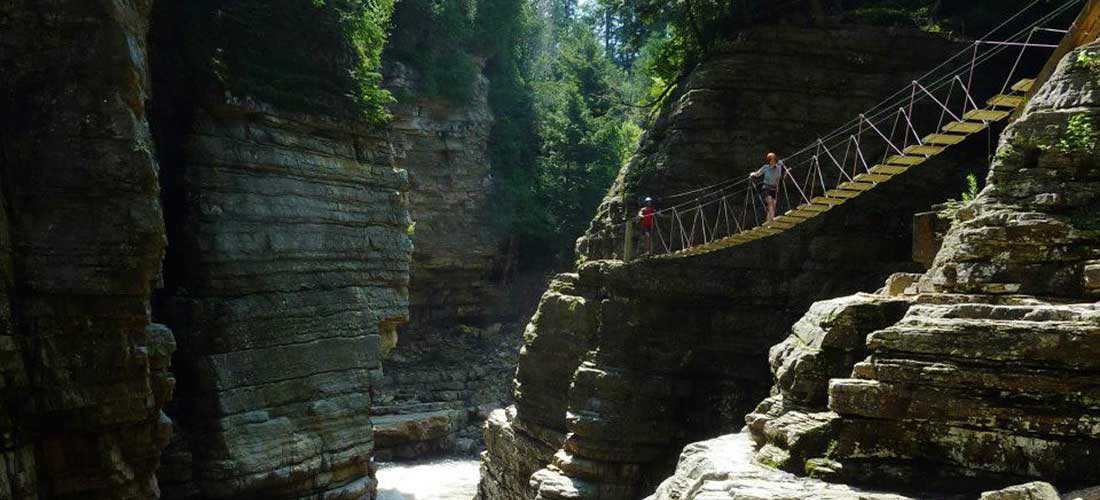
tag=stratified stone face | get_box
[384,62,502,331]
[696,43,1100,498]
[803,44,1100,493]
[822,301,1100,491]
[578,26,968,260]
[372,62,523,461]
[481,24,989,500]
[923,44,1100,298]
[155,104,411,499]
[0,1,176,499]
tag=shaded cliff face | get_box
[153,103,410,500]
[147,3,412,499]
[478,24,1005,500]
[659,43,1100,498]
[369,63,526,461]
[577,25,969,260]
[0,1,175,499]
[385,62,502,331]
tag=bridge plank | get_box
[923,133,967,145]
[943,121,987,134]
[870,165,908,175]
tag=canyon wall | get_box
[385,63,503,332]
[479,24,1000,500]
[149,3,412,499]
[3,2,414,499]
[0,1,176,499]
[733,40,1100,497]
[576,25,979,260]
[371,64,525,461]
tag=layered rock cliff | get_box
[479,24,1000,500]
[369,63,524,461]
[577,25,976,260]
[0,1,175,499]
[3,1,413,499]
[148,3,412,498]
[653,38,1100,500]
[384,62,502,332]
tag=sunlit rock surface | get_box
[646,432,920,500]
[710,43,1100,497]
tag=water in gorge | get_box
[377,459,481,500]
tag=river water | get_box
[377,458,481,500]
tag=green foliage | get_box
[961,173,981,203]
[1057,114,1099,157]
[184,0,395,124]
[1073,50,1100,75]
[532,24,639,264]
[386,0,481,102]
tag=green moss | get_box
[184,0,395,124]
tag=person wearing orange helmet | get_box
[748,152,786,223]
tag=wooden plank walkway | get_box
[658,78,1034,260]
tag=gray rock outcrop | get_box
[148,3,413,499]
[672,41,1100,499]
[384,62,502,331]
[372,63,526,461]
[479,24,994,500]
[0,1,176,498]
[154,101,410,499]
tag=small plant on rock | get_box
[1073,50,1100,75]
[1057,114,1098,157]
[961,173,981,203]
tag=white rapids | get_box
[377,459,481,500]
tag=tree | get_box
[532,23,641,266]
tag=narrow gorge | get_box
[1,1,1099,500]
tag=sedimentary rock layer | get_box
[385,62,502,330]
[480,24,991,500]
[578,25,973,260]
[688,43,1100,498]
[0,1,175,498]
[154,102,411,499]
[147,3,413,498]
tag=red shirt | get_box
[640,207,656,228]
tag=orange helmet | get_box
[766,152,778,162]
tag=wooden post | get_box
[624,212,635,262]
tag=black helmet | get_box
[644,197,653,205]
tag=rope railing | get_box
[602,0,1085,261]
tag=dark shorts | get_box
[641,224,653,234]
[761,184,778,200]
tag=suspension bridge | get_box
[614,0,1100,261]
